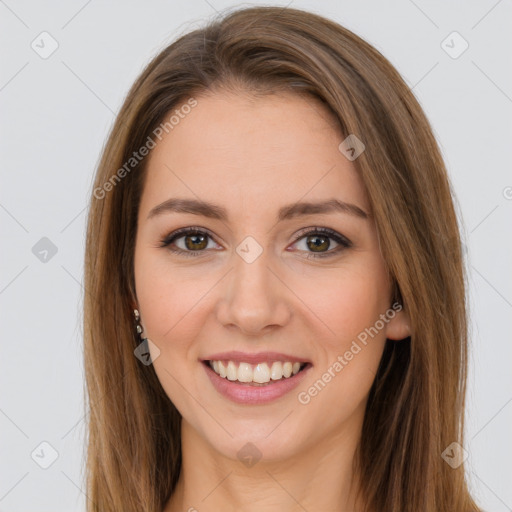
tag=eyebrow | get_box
[146,197,369,222]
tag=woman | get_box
[83,6,480,511]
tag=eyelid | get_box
[290,226,352,247]
[159,226,220,248]
[288,226,352,259]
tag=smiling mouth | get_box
[203,360,310,386]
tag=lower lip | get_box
[202,362,312,405]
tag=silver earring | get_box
[133,309,146,341]
[132,309,161,366]
[133,309,156,365]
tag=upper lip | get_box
[200,351,311,365]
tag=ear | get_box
[385,303,411,341]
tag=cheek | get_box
[292,261,389,403]
[134,249,209,344]
[294,259,390,350]
[133,252,211,417]
[292,273,387,439]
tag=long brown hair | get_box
[83,6,480,511]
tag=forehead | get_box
[139,91,369,220]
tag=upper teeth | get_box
[209,360,303,383]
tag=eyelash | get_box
[159,226,352,259]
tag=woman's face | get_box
[133,90,409,462]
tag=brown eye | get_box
[184,233,208,250]
[291,227,352,260]
[305,234,330,252]
[160,227,220,257]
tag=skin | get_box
[133,90,410,512]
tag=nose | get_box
[215,247,292,336]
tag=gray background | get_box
[1,1,511,510]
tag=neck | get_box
[164,416,366,512]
